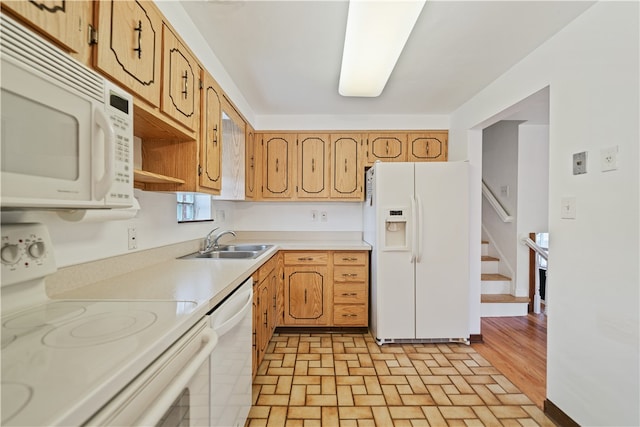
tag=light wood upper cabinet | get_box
[408,131,448,162]
[245,124,258,199]
[297,134,330,199]
[94,0,162,106]
[330,134,363,200]
[162,24,200,132]
[199,70,221,194]
[2,0,92,65]
[261,133,296,199]
[366,133,407,165]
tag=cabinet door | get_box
[252,281,259,377]
[276,252,285,326]
[258,278,270,357]
[245,124,257,199]
[408,132,448,161]
[268,269,278,335]
[366,133,407,165]
[2,0,92,64]
[199,71,221,193]
[94,0,162,106]
[162,24,200,131]
[261,134,296,199]
[330,134,363,200]
[284,266,329,326]
[297,134,329,199]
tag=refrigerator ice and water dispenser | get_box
[384,208,408,250]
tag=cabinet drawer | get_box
[333,252,367,266]
[334,283,367,304]
[334,266,367,282]
[333,305,368,326]
[283,252,328,265]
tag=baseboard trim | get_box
[469,334,483,344]
[275,326,369,335]
[544,399,579,427]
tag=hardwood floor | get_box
[471,313,547,408]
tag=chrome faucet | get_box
[212,230,236,248]
[200,227,219,254]
[200,228,237,254]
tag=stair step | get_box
[481,294,529,317]
[481,273,511,281]
[481,256,499,262]
[481,294,529,303]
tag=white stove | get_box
[1,224,206,426]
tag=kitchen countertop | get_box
[55,237,371,324]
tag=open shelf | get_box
[134,169,186,185]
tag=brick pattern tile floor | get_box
[247,332,556,426]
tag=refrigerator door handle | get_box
[416,195,423,263]
[410,195,417,263]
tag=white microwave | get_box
[0,14,134,209]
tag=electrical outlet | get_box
[128,227,137,250]
[500,185,509,197]
[320,211,328,222]
[601,146,618,172]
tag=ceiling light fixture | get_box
[339,0,426,97]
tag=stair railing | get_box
[520,235,548,260]
[482,180,514,223]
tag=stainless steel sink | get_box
[178,244,273,260]
[216,244,271,252]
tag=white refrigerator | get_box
[363,162,470,344]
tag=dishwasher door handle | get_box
[213,289,253,337]
[136,328,217,427]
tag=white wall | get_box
[516,125,549,295]
[232,201,362,232]
[449,2,639,425]
[482,121,520,281]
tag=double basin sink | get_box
[179,244,273,260]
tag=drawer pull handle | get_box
[342,273,358,277]
[342,314,358,317]
[298,257,313,261]
[342,257,358,261]
[341,292,358,296]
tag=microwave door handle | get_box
[93,107,115,201]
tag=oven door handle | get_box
[213,287,253,337]
[136,328,218,427]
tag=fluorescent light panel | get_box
[339,0,426,97]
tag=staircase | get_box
[481,241,529,317]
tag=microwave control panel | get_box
[104,82,134,207]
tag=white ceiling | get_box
[181,1,594,118]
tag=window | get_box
[177,193,214,223]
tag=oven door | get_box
[84,318,217,427]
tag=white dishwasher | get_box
[208,277,253,427]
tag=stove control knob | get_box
[28,241,46,259]
[1,244,20,264]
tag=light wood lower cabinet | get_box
[333,252,369,326]
[282,250,369,327]
[253,250,369,376]
[252,254,278,377]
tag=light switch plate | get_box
[561,197,576,219]
[573,152,587,175]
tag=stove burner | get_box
[1,333,17,349]
[1,383,32,424]
[42,309,157,348]
[4,303,87,330]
